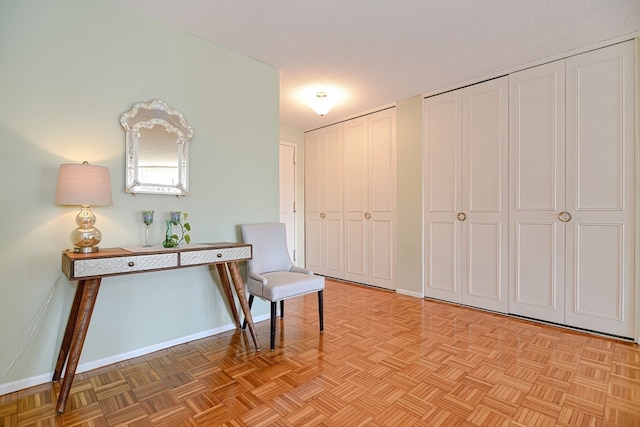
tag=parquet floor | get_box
[1,279,639,426]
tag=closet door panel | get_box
[565,41,634,337]
[323,215,344,277]
[344,118,368,282]
[304,125,344,278]
[508,61,565,323]
[426,94,461,214]
[370,111,395,213]
[467,222,503,304]
[428,221,458,294]
[569,50,626,211]
[424,91,463,302]
[571,223,625,318]
[514,222,559,313]
[368,109,396,289]
[462,77,509,312]
[464,84,505,213]
[370,217,394,286]
[324,127,344,217]
[304,130,323,273]
[322,126,344,278]
[305,217,322,274]
[345,218,366,279]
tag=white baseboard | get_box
[396,288,423,298]
[0,314,270,396]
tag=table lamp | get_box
[55,161,113,253]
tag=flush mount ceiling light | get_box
[309,91,336,116]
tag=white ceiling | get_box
[112,0,640,131]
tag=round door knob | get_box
[558,211,572,222]
[217,253,222,258]
[320,212,326,219]
[128,261,135,267]
[457,212,466,221]
[365,212,371,219]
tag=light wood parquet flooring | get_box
[1,279,639,426]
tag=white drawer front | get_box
[73,253,178,278]
[180,246,251,266]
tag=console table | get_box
[53,243,258,414]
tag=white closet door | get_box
[508,61,566,323]
[304,126,344,277]
[564,41,635,337]
[344,110,396,289]
[322,125,345,278]
[304,130,323,274]
[344,117,369,283]
[424,90,463,303]
[368,109,396,289]
[462,77,509,313]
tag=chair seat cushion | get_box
[254,271,324,301]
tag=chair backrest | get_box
[241,223,293,274]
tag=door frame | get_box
[279,142,298,264]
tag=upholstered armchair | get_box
[240,223,324,351]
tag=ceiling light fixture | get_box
[309,91,335,116]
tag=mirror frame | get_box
[120,99,193,196]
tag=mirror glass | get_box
[121,99,193,196]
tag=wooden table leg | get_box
[227,262,260,351]
[52,280,85,382]
[215,263,241,328]
[55,278,102,414]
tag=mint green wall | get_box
[0,0,279,391]
[396,96,424,297]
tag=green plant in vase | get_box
[163,211,191,248]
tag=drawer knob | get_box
[217,253,222,258]
[128,261,135,267]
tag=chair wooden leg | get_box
[280,300,284,319]
[270,301,277,351]
[318,290,324,332]
[242,295,254,330]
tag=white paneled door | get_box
[424,90,463,302]
[344,109,396,289]
[509,60,566,324]
[304,125,344,278]
[344,117,369,284]
[304,130,323,274]
[424,77,509,313]
[564,41,635,338]
[462,78,509,313]
[509,41,635,338]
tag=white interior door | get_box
[368,109,396,289]
[344,117,368,284]
[279,143,296,263]
[424,90,463,303]
[461,77,509,313]
[304,130,323,273]
[508,60,566,323]
[322,125,344,278]
[564,41,635,338]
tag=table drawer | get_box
[180,246,251,266]
[71,253,178,278]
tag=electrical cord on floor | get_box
[0,273,63,383]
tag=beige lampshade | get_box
[55,162,113,206]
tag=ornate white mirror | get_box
[120,99,193,196]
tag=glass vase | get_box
[163,219,175,248]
